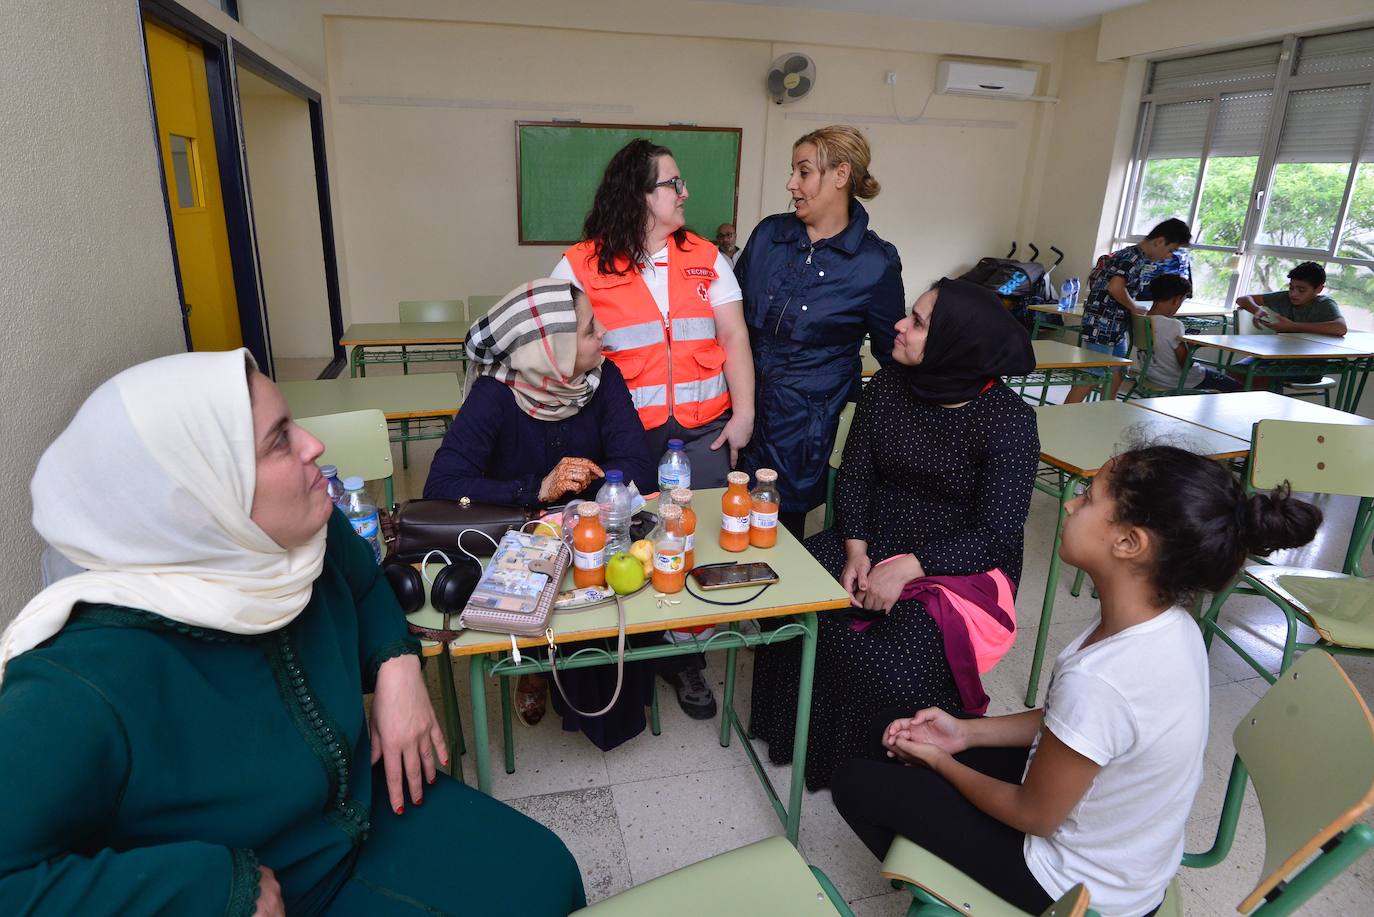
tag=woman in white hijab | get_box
[0,350,585,916]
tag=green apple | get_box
[606,551,646,595]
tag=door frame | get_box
[138,0,346,379]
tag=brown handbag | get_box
[390,498,536,562]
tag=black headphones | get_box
[383,550,481,617]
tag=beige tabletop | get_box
[1290,330,1374,356]
[1030,302,1234,319]
[340,321,470,346]
[1033,400,1250,477]
[1182,333,1373,360]
[1132,391,1374,442]
[1031,339,1133,370]
[281,373,462,422]
[407,490,852,657]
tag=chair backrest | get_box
[1249,420,1374,500]
[467,294,502,321]
[1232,650,1374,913]
[829,402,856,471]
[1038,884,1090,917]
[1128,312,1154,375]
[399,299,464,323]
[296,410,393,483]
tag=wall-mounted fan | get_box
[767,52,816,104]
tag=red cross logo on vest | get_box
[696,282,710,302]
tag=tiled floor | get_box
[303,363,1374,915]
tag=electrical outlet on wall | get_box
[885,71,897,85]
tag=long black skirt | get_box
[748,528,963,791]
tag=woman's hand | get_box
[857,554,924,613]
[884,707,970,758]
[370,654,447,814]
[840,541,871,604]
[538,457,605,502]
[252,866,284,917]
[710,411,754,468]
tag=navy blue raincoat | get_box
[737,200,905,512]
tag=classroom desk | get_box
[1132,390,1374,442]
[1026,401,1249,705]
[1007,340,1134,403]
[281,373,462,469]
[1180,334,1374,411]
[409,491,850,844]
[340,321,470,378]
[1294,332,1374,410]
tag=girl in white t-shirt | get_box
[831,445,1321,917]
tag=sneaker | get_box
[668,667,717,720]
[514,674,547,727]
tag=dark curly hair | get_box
[1106,445,1322,607]
[582,139,691,276]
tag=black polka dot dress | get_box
[749,368,1040,790]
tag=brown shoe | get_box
[514,674,548,727]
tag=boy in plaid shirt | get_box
[1066,219,1192,403]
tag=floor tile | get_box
[505,787,633,903]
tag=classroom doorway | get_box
[144,18,243,352]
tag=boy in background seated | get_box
[1066,218,1193,403]
[1235,261,1346,337]
[1137,274,1241,393]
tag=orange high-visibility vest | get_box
[565,233,731,430]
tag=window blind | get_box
[1150,44,1282,94]
[1296,28,1374,76]
[1275,85,1370,162]
[1209,91,1272,157]
[1145,100,1211,159]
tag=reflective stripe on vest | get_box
[630,384,669,411]
[603,319,666,352]
[670,316,717,342]
[674,372,727,408]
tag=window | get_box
[1118,27,1374,329]
[169,134,202,209]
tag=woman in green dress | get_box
[0,350,585,916]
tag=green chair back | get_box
[467,295,502,321]
[1249,420,1374,500]
[829,402,856,472]
[1039,884,1090,917]
[399,299,464,323]
[296,409,394,507]
[1229,650,1374,913]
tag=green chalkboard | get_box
[516,121,742,245]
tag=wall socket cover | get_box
[885,71,897,85]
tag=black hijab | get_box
[900,277,1035,403]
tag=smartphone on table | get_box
[690,562,779,590]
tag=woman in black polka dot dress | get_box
[749,278,1039,790]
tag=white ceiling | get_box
[715,0,1146,32]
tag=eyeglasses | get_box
[652,176,687,196]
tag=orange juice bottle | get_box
[720,471,751,552]
[651,504,687,594]
[571,502,607,588]
[749,468,781,548]
[670,487,697,570]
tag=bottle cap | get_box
[668,438,684,450]
[670,487,692,504]
[320,464,338,477]
[727,471,749,486]
[756,468,778,483]
[342,476,364,491]
[660,504,682,521]
[605,469,624,483]
[577,502,601,517]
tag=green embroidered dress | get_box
[0,512,585,915]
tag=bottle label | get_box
[721,513,749,534]
[654,550,684,574]
[658,470,690,492]
[684,532,695,552]
[573,548,605,570]
[750,510,779,530]
[349,512,382,563]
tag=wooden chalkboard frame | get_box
[515,121,743,246]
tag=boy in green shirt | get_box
[1235,261,1346,337]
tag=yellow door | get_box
[145,20,243,351]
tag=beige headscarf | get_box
[0,349,327,686]
[463,279,601,420]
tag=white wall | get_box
[239,71,334,360]
[323,14,1051,321]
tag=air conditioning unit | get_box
[935,60,1037,99]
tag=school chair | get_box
[1280,375,1338,407]
[823,402,857,530]
[1119,313,1218,402]
[1199,420,1374,682]
[882,650,1374,917]
[467,294,502,321]
[573,836,853,916]
[295,409,394,509]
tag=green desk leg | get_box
[1026,476,1077,706]
[435,651,465,781]
[500,673,516,775]
[349,345,365,378]
[469,652,493,794]
[720,625,739,748]
[785,613,819,844]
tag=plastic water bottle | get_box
[320,464,347,508]
[1057,279,1073,312]
[1070,276,1081,309]
[658,439,692,493]
[595,469,634,556]
[341,476,384,564]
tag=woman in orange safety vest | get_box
[552,139,754,491]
